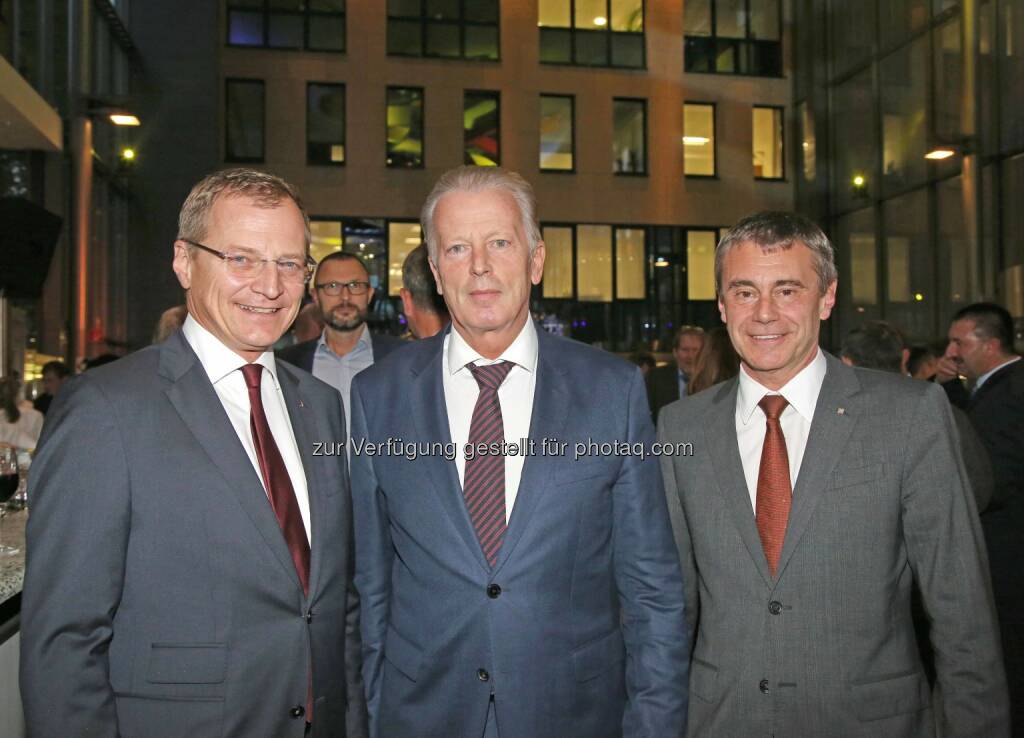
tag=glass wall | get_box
[539,95,574,171]
[612,98,646,174]
[307,83,345,165]
[752,106,784,179]
[683,103,716,176]
[387,0,499,60]
[539,0,644,68]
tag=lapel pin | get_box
[837,407,846,415]
[298,399,305,408]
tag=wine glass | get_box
[0,447,21,555]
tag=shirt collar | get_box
[316,323,371,357]
[975,355,1021,391]
[182,315,280,389]
[447,318,539,376]
[736,347,826,425]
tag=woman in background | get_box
[0,376,43,450]
[687,326,740,395]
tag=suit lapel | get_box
[705,380,773,588]
[278,366,325,600]
[493,335,569,572]
[408,336,493,574]
[774,353,861,582]
[160,333,305,594]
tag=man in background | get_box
[32,360,71,415]
[400,245,449,339]
[277,252,401,429]
[648,326,704,421]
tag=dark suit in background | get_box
[647,363,682,422]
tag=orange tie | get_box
[756,395,791,577]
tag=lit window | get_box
[310,220,343,264]
[542,226,574,298]
[539,0,644,68]
[683,103,715,176]
[387,0,499,60]
[307,83,346,166]
[464,91,500,166]
[387,221,422,296]
[752,106,784,179]
[386,87,424,168]
[225,79,265,163]
[226,0,345,52]
[686,230,717,300]
[684,0,781,77]
[613,99,646,175]
[577,225,612,302]
[539,95,574,171]
[615,227,645,299]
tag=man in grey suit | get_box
[658,211,1009,737]
[21,169,367,738]
[350,166,688,738]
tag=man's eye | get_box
[447,244,466,254]
[493,239,510,248]
[226,254,252,268]
[278,260,301,272]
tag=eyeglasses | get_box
[315,280,371,296]
[183,239,316,284]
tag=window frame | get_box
[612,97,649,176]
[752,104,786,181]
[386,0,501,61]
[683,0,784,78]
[539,0,647,70]
[683,100,718,179]
[306,81,347,167]
[385,85,426,170]
[539,93,577,174]
[224,77,266,164]
[225,1,347,53]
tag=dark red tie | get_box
[241,363,310,595]
[755,395,791,577]
[464,361,514,567]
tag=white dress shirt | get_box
[183,316,311,542]
[443,318,539,523]
[735,348,827,512]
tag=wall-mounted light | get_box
[682,136,710,146]
[120,147,136,162]
[852,174,865,187]
[109,114,140,126]
[925,147,955,160]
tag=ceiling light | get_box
[593,16,607,26]
[109,114,140,126]
[925,148,955,160]
[682,136,710,146]
[852,174,865,187]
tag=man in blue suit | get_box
[350,166,689,738]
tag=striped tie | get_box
[464,361,514,567]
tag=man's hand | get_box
[934,356,960,384]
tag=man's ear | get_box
[172,241,192,289]
[400,288,415,318]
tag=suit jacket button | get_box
[290,705,306,718]
[487,583,501,599]
[768,600,783,615]
[759,679,770,695]
[305,610,313,623]
[478,668,490,682]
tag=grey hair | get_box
[715,211,837,295]
[402,245,448,315]
[420,166,542,262]
[177,168,311,249]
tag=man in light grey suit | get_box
[21,169,367,738]
[658,211,1009,737]
[351,166,688,738]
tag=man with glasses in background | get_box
[21,168,367,738]
[278,252,402,433]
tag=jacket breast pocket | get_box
[850,669,930,721]
[572,629,625,682]
[831,462,885,490]
[146,643,227,685]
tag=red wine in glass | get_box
[0,474,17,503]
